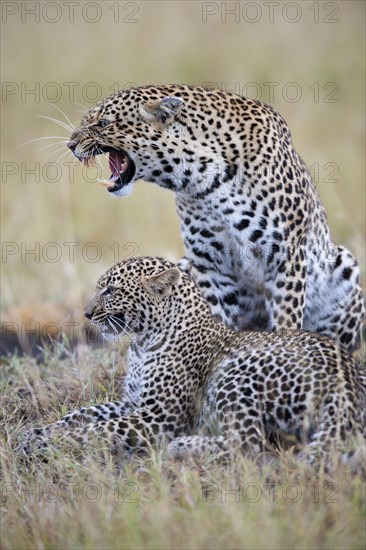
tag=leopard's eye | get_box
[103,284,117,296]
[99,119,111,128]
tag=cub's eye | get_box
[103,284,117,296]
[99,119,111,128]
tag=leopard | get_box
[17,257,366,469]
[66,84,365,352]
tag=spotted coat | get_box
[18,258,366,468]
[67,85,365,351]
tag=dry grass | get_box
[1,343,365,550]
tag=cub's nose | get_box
[84,298,96,320]
[67,140,77,151]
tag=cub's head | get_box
[84,257,181,340]
[67,85,188,197]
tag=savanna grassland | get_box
[1,2,365,549]
[1,342,366,550]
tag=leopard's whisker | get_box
[36,140,69,153]
[43,146,70,161]
[107,318,122,343]
[95,152,110,179]
[17,136,69,149]
[38,115,74,133]
[52,149,73,165]
[108,316,128,335]
[73,101,89,113]
[108,315,132,339]
[48,103,77,131]
[107,318,117,333]
[109,314,132,335]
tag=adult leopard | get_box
[17,257,366,468]
[67,85,364,351]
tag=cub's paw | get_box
[15,427,48,456]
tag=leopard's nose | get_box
[67,140,77,151]
[84,310,93,320]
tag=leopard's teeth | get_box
[97,178,115,188]
[84,158,97,168]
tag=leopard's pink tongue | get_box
[109,152,122,178]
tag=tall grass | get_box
[1,344,365,550]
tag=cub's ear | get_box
[140,96,184,125]
[142,268,181,301]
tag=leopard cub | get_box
[18,257,365,469]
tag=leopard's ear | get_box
[142,268,181,301]
[140,96,184,125]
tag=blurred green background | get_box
[1,0,365,334]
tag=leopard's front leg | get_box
[16,345,145,456]
[16,407,175,458]
[265,240,307,330]
[15,399,127,456]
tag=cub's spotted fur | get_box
[18,258,365,468]
[67,85,364,351]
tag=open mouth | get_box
[105,150,136,192]
[84,148,136,193]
